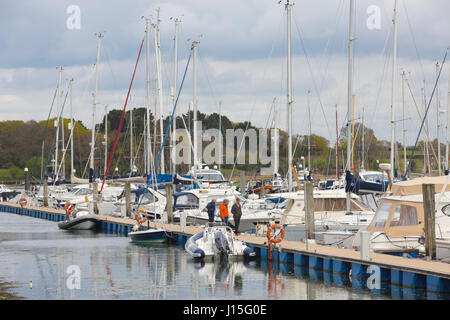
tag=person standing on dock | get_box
[231,197,242,235]
[206,198,217,223]
[219,199,229,225]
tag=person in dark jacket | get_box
[205,199,217,223]
[231,197,242,234]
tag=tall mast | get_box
[55,67,62,180]
[307,90,311,171]
[286,0,293,192]
[423,85,429,175]
[351,94,355,170]
[273,97,279,175]
[402,71,407,175]
[336,104,339,179]
[70,78,74,178]
[154,8,165,173]
[390,0,398,179]
[104,105,108,174]
[447,61,450,172]
[362,106,365,171]
[61,85,65,179]
[192,40,199,177]
[145,18,151,174]
[171,18,180,174]
[346,0,355,213]
[219,101,222,171]
[436,62,441,175]
[90,33,102,179]
[143,116,147,173]
[130,108,134,174]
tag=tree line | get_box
[0,109,435,183]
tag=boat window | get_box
[74,188,90,196]
[140,192,157,204]
[362,173,383,182]
[369,202,392,228]
[390,204,418,226]
[176,193,199,206]
[200,173,224,181]
[442,204,450,217]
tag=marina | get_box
[1,200,449,299]
[1,205,387,300]
[1,0,450,305]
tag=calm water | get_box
[0,211,392,300]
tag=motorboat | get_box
[273,188,374,224]
[57,210,100,230]
[345,168,404,196]
[129,226,168,243]
[93,186,167,219]
[172,189,284,231]
[186,164,230,189]
[128,198,169,244]
[185,222,256,260]
[64,184,138,217]
[352,175,450,261]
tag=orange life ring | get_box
[135,208,148,224]
[267,224,285,243]
[19,197,27,207]
[64,201,75,215]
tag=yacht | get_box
[352,175,450,261]
[58,209,100,230]
[172,188,284,231]
[187,164,230,189]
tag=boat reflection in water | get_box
[193,259,256,297]
[0,212,397,300]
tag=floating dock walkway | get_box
[1,201,449,299]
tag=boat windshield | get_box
[73,188,90,196]
[199,173,224,181]
[174,193,199,209]
[390,204,418,227]
[442,204,450,217]
[135,192,158,204]
[361,173,383,182]
[369,201,392,229]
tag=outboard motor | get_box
[214,232,230,256]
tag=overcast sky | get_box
[1,0,449,146]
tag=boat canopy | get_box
[366,199,423,238]
[390,175,450,196]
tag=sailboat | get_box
[345,0,405,196]
[129,14,169,244]
[352,175,450,260]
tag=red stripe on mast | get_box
[100,38,144,193]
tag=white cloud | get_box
[1,0,449,151]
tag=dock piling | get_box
[240,170,245,193]
[166,183,173,223]
[93,182,99,215]
[360,231,370,260]
[43,178,48,207]
[422,183,436,260]
[125,182,131,218]
[305,182,315,241]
